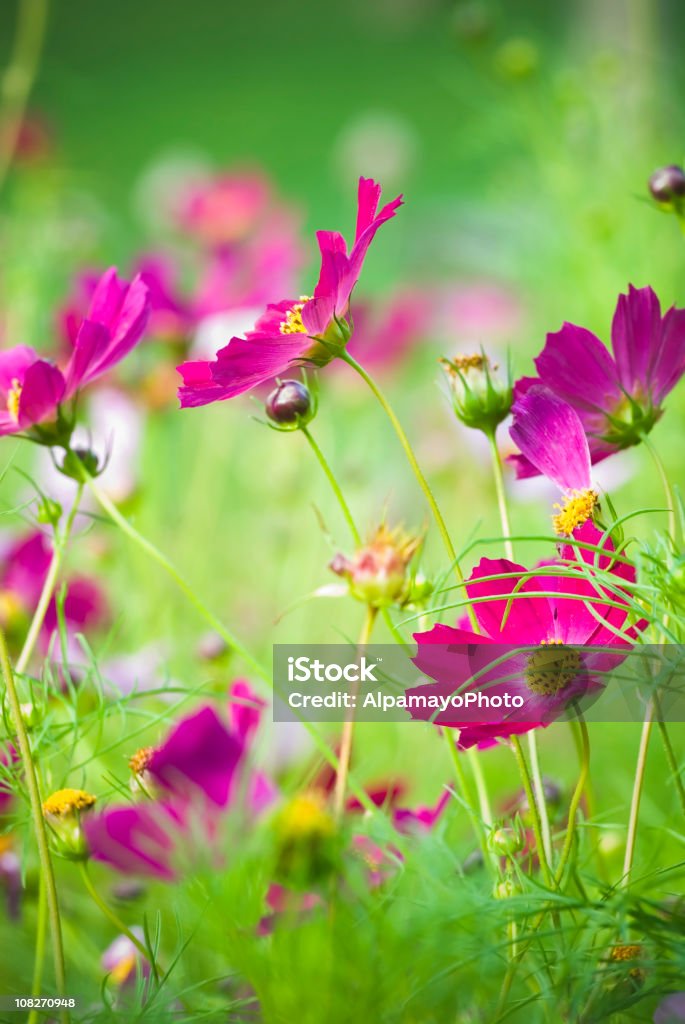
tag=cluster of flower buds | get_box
[440,350,512,435]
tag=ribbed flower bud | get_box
[441,351,512,434]
[330,524,422,609]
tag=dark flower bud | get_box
[59,447,102,481]
[265,380,316,430]
[649,165,685,207]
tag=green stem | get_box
[333,605,377,817]
[655,714,685,818]
[555,714,590,886]
[301,426,360,545]
[527,731,553,869]
[486,429,513,562]
[466,745,493,829]
[444,730,495,873]
[17,484,83,675]
[79,862,159,982]
[642,432,677,543]
[83,471,268,683]
[0,630,67,1023]
[27,872,47,1024]
[0,0,49,196]
[339,351,478,630]
[510,736,554,888]
[622,701,654,887]
[301,425,406,646]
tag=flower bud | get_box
[488,825,525,857]
[42,788,96,860]
[441,352,512,434]
[265,380,316,430]
[493,877,520,899]
[329,524,422,609]
[59,447,102,481]
[273,792,340,887]
[128,747,157,797]
[36,497,62,527]
[649,165,685,208]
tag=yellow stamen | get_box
[525,640,582,697]
[610,944,642,962]
[42,788,96,818]
[276,793,335,839]
[279,296,312,335]
[552,489,598,537]
[109,951,137,986]
[6,378,22,423]
[128,746,154,776]
[441,353,497,374]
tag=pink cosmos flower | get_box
[0,531,108,651]
[177,177,403,407]
[509,385,601,536]
[84,687,274,879]
[174,171,272,246]
[408,523,643,749]
[513,286,685,471]
[1,268,149,441]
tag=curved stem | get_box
[339,351,478,630]
[655,715,685,818]
[301,426,406,646]
[79,862,159,982]
[555,714,590,886]
[0,0,49,196]
[0,629,67,1021]
[622,701,654,887]
[83,471,268,684]
[510,736,554,888]
[301,427,360,545]
[333,604,377,817]
[17,484,83,675]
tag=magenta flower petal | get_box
[85,803,181,880]
[0,345,40,393]
[510,385,592,492]
[535,323,622,415]
[466,557,553,641]
[228,680,265,745]
[203,334,315,400]
[612,285,685,405]
[16,360,66,431]
[148,705,244,809]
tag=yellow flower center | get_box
[42,788,96,818]
[109,951,138,986]
[610,944,642,963]
[279,296,312,335]
[552,489,598,536]
[6,378,22,423]
[525,640,582,697]
[128,746,154,775]
[442,353,495,374]
[277,793,335,839]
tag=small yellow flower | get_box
[42,788,96,818]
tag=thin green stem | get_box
[301,426,360,545]
[622,701,654,887]
[79,862,159,982]
[0,629,67,1022]
[486,430,513,562]
[301,425,406,646]
[466,745,493,829]
[444,730,495,873]
[527,732,553,869]
[642,432,677,543]
[655,714,685,817]
[83,471,268,683]
[27,873,47,1024]
[509,736,554,888]
[0,0,49,196]
[340,351,478,630]
[555,714,590,886]
[333,605,377,817]
[17,484,83,674]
